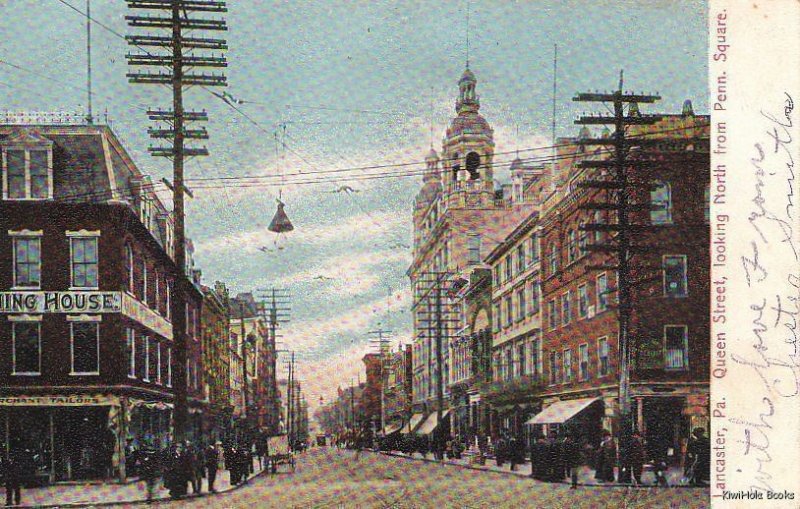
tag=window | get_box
[467,235,481,264]
[563,349,572,382]
[493,303,501,332]
[665,325,688,369]
[578,221,588,256]
[154,270,160,313]
[2,148,52,200]
[651,181,673,224]
[567,229,577,263]
[663,255,688,297]
[704,184,710,224]
[143,336,151,382]
[155,341,162,385]
[531,338,541,379]
[13,236,41,288]
[561,291,572,325]
[505,256,513,281]
[578,284,589,318]
[70,236,99,289]
[548,243,558,275]
[598,336,609,376]
[556,352,563,383]
[504,295,513,327]
[530,235,539,264]
[71,320,100,375]
[494,265,501,286]
[516,287,526,322]
[517,343,526,377]
[165,279,172,320]
[549,351,557,384]
[594,211,603,243]
[596,273,609,312]
[125,244,135,294]
[142,258,149,305]
[547,299,558,330]
[528,282,540,315]
[505,348,513,381]
[136,333,147,379]
[126,328,136,378]
[579,344,589,380]
[12,320,41,375]
[166,346,173,387]
[517,244,526,273]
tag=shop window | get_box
[70,320,100,375]
[578,284,589,318]
[12,320,41,375]
[665,325,688,370]
[12,235,41,289]
[598,336,609,376]
[127,328,136,379]
[596,273,609,312]
[579,344,589,380]
[563,349,572,382]
[663,255,688,297]
[650,181,673,224]
[69,235,99,289]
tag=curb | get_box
[377,451,706,489]
[13,465,276,509]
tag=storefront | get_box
[0,394,121,484]
[526,396,605,447]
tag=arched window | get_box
[650,181,673,224]
[548,243,559,275]
[466,152,481,180]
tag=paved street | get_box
[149,447,709,509]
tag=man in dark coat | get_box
[3,451,22,507]
[529,436,546,480]
[686,428,710,486]
[205,444,219,493]
[596,430,616,483]
[546,433,562,482]
[627,433,646,485]
[562,433,582,488]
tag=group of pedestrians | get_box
[1,449,34,507]
[528,432,582,487]
[223,442,255,486]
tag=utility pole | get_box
[126,0,228,443]
[574,70,660,482]
[257,288,290,436]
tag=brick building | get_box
[0,122,204,482]
[534,104,710,462]
[200,281,232,443]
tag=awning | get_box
[384,422,402,435]
[417,409,450,435]
[525,397,600,425]
[406,413,425,433]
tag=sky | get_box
[0,0,708,419]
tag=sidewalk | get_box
[9,456,272,508]
[380,451,695,488]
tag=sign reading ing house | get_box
[0,291,122,314]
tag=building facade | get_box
[381,344,412,434]
[201,281,232,444]
[0,123,203,482]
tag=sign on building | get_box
[0,291,122,314]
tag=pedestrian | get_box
[627,432,646,486]
[164,444,185,500]
[686,428,710,486]
[228,445,240,485]
[596,430,616,483]
[495,432,506,468]
[3,450,22,507]
[530,436,548,480]
[256,436,267,470]
[205,444,219,493]
[182,442,199,494]
[546,433,561,482]
[562,433,582,489]
[507,433,519,472]
[139,448,161,503]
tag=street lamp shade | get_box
[268,199,294,233]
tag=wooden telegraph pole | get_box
[126,0,228,442]
[574,71,661,481]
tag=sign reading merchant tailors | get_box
[0,291,122,314]
[0,395,120,406]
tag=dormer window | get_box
[2,130,54,200]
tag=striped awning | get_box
[525,397,599,425]
[417,410,450,435]
[406,413,425,433]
